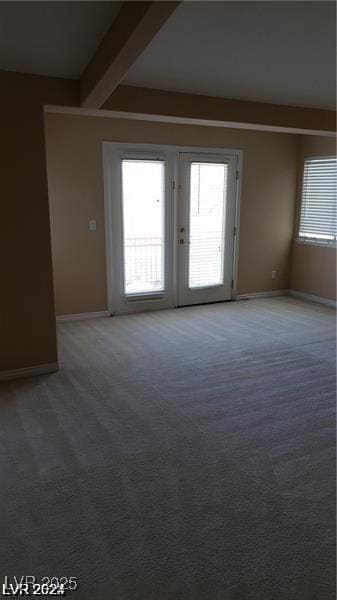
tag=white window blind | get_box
[298,157,337,244]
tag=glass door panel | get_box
[189,162,228,288]
[122,159,165,296]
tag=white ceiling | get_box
[0,1,121,79]
[124,1,336,110]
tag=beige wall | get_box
[105,85,336,134]
[45,113,298,315]
[290,135,337,300]
[0,71,78,372]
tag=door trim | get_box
[103,142,242,314]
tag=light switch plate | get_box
[89,220,96,231]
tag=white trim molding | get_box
[236,290,289,300]
[44,105,336,138]
[289,289,336,309]
[0,363,58,382]
[56,310,111,323]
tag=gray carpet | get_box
[0,297,335,599]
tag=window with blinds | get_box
[298,157,337,244]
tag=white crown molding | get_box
[0,363,58,382]
[56,310,111,322]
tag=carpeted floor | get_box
[0,297,335,599]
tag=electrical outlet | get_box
[89,220,96,231]
[271,270,277,280]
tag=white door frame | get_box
[103,142,243,315]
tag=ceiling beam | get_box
[102,85,336,134]
[80,1,180,109]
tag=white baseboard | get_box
[289,289,336,309]
[236,289,289,300]
[0,362,59,382]
[56,310,111,323]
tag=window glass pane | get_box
[299,158,337,242]
[188,162,228,288]
[122,160,165,295]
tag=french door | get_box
[177,153,237,306]
[103,144,240,314]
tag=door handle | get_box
[179,239,190,245]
